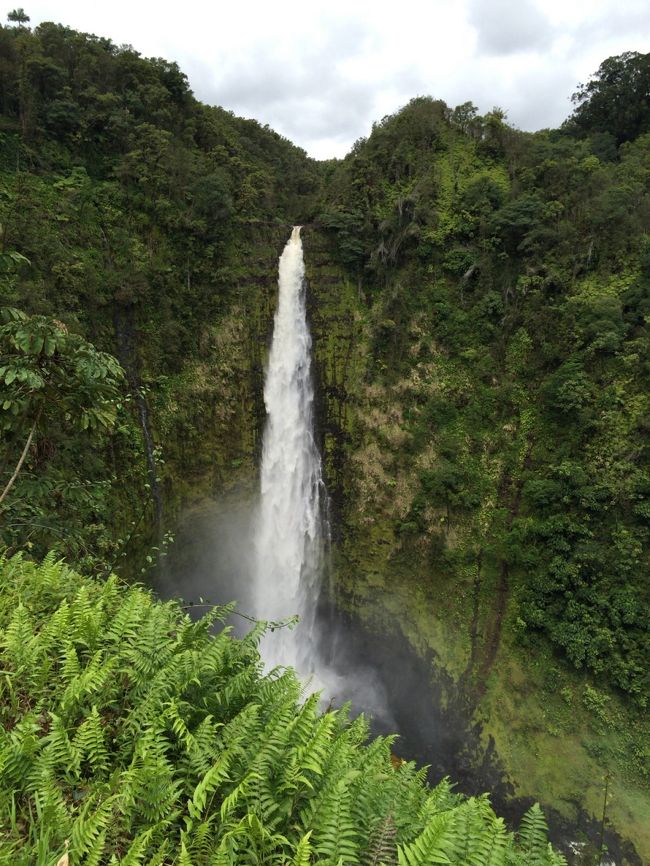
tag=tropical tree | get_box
[567,51,650,145]
[0,307,124,506]
[7,8,30,25]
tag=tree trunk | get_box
[0,415,39,508]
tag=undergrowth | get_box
[0,553,564,865]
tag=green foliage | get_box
[0,20,647,852]
[0,19,322,570]
[0,307,124,434]
[319,75,650,708]
[0,553,563,865]
[7,8,29,25]
[0,307,133,568]
[566,51,650,146]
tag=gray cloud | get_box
[468,0,555,55]
[191,58,377,147]
[188,14,384,153]
[578,2,650,43]
[504,69,578,130]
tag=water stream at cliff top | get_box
[252,226,327,673]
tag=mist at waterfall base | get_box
[156,491,396,728]
[158,503,635,864]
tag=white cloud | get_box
[467,0,555,55]
[18,0,650,158]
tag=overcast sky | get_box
[16,0,650,159]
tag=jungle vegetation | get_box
[318,66,650,708]
[0,14,648,862]
[0,554,565,865]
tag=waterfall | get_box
[253,226,327,673]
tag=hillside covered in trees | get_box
[0,15,320,567]
[0,16,649,865]
[318,77,650,706]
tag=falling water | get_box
[253,226,327,673]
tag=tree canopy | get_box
[566,51,650,146]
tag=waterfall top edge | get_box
[291,225,302,242]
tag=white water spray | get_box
[253,226,327,673]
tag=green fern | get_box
[290,830,313,866]
[363,813,398,866]
[70,794,115,859]
[518,803,558,865]
[0,553,564,866]
[118,829,156,866]
[187,752,233,824]
[73,706,109,775]
[313,772,362,864]
[452,797,508,866]
[397,811,456,866]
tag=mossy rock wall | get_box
[300,228,649,866]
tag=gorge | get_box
[1,20,649,866]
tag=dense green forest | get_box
[0,15,649,864]
[318,81,650,705]
[309,60,650,861]
[0,15,319,569]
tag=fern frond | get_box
[41,712,81,779]
[297,711,337,776]
[83,828,107,866]
[70,794,115,858]
[3,603,37,672]
[397,811,456,866]
[219,771,260,822]
[313,773,361,864]
[453,797,508,866]
[177,837,193,866]
[118,829,156,866]
[518,802,551,863]
[363,813,397,866]
[73,706,109,775]
[187,752,233,824]
[290,830,313,866]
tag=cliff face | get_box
[154,214,649,862]
[0,20,322,564]
[300,226,649,865]
[302,103,650,861]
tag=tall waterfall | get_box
[253,226,327,673]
